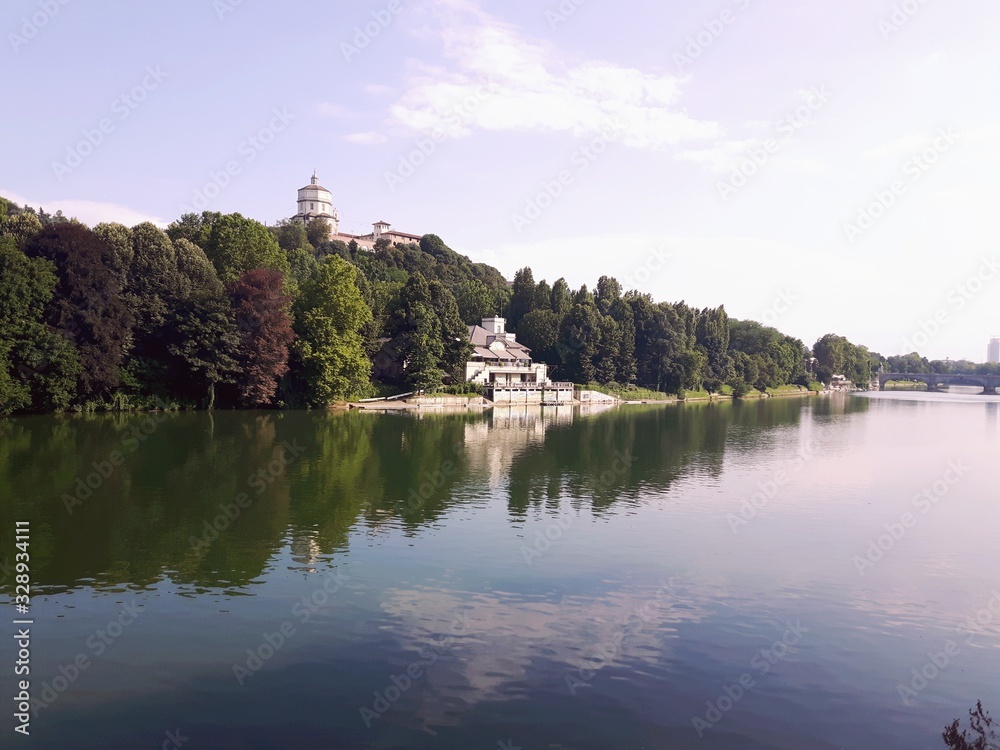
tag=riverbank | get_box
[345,384,820,410]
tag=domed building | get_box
[292,171,421,250]
[294,171,339,233]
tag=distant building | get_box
[293,171,338,226]
[292,172,421,250]
[465,317,573,404]
[989,336,1000,364]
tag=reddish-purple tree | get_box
[230,268,295,406]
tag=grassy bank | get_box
[883,381,928,391]
[579,383,673,401]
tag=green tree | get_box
[93,222,133,288]
[609,298,637,385]
[517,309,561,369]
[24,223,132,402]
[293,256,373,404]
[594,315,622,384]
[0,238,79,414]
[165,211,220,247]
[385,273,448,390]
[696,306,732,389]
[812,333,869,385]
[166,239,239,409]
[454,279,496,325]
[428,280,471,383]
[628,293,687,393]
[271,220,310,253]
[550,278,573,317]
[533,279,553,312]
[203,213,289,284]
[305,218,331,248]
[0,209,43,249]
[508,267,536,329]
[595,275,623,315]
[558,302,601,384]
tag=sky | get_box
[2,0,999,361]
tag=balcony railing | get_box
[487,381,574,390]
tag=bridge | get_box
[878,372,999,394]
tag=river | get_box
[1,392,998,749]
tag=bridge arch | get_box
[878,372,998,395]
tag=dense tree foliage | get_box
[0,237,79,414]
[292,256,372,405]
[6,194,966,414]
[812,333,873,385]
[24,223,132,402]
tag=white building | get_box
[293,172,339,229]
[292,172,421,250]
[466,317,573,404]
[989,336,1000,364]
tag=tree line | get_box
[0,196,950,415]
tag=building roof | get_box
[468,325,532,357]
[386,230,423,241]
[300,171,331,192]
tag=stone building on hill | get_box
[293,172,422,250]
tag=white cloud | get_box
[0,189,165,228]
[381,0,722,148]
[674,138,762,172]
[861,133,932,161]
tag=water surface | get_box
[1,393,998,749]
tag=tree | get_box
[166,239,240,409]
[595,275,622,315]
[628,293,688,393]
[271,220,310,252]
[428,280,471,383]
[385,273,448,390]
[229,268,296,407]
[533,279,552,312]
[594,315,622,384]
[550,278,573,317]
[508,267,536,329]
[92,222,133,288]
[293,256,373,404]
[24,223,132,402]
[0,210,43,249]
[696,306,732,389]
[573,283,594,306]
[202,213,290,284]
[129,222,180,335]
[609,298,637,385]
[517,309,561,369]
[455,279,496,325]
[305,218,331,248]
[813,333,869,385]
[558,302,601,384]
[165,211,220,247]
[729,320,806,388]
[0,238,79,414]
[680,347,708,391]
